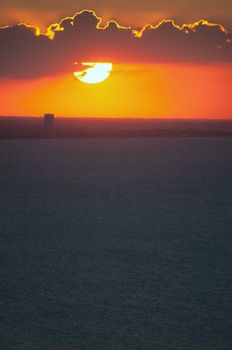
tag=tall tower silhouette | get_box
[44,114,55,127]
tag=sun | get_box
[73,62,113,84]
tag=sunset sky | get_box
[0,1,231,118]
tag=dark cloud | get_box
[1,1,232,36]
[0,10,231,78]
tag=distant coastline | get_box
[1,117,232,139]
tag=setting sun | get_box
[73,62,113,84]
[1,3,232,350]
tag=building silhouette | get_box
[44,114,55,127]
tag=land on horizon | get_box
[1,2,232,350]
[1,116,232,139]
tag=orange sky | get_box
[0,9,231,119]
[1,1,232,31]
[0,63,231,119]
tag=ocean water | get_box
[0,138,232,350]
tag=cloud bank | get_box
[0,10,231,78]
[1,0,232,30]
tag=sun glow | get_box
[73,62,113,84]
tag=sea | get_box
[0,138,232,350]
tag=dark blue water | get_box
[0,138,232,350]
